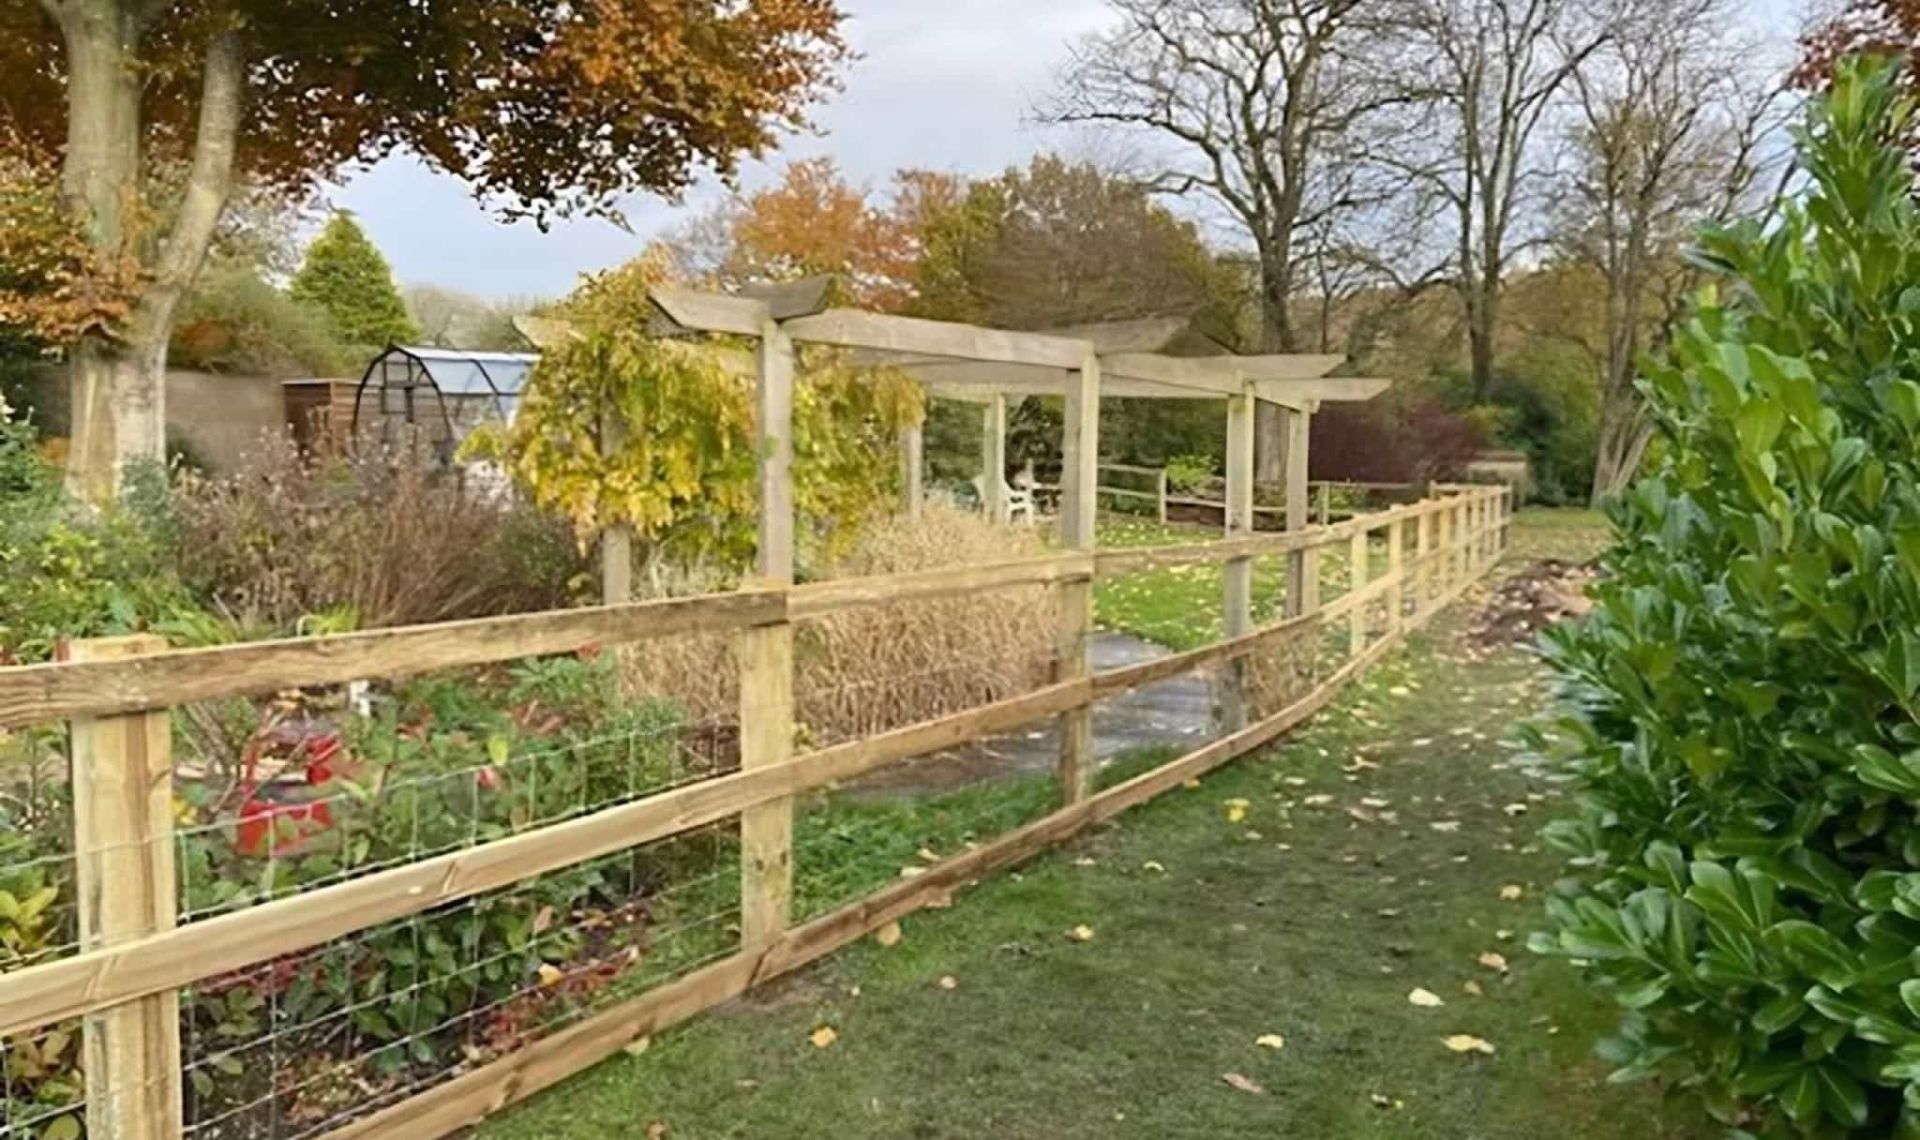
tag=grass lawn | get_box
[1092,514,1369,651]
[484,509,1702,1140]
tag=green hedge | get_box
[1534,59,1920,1138]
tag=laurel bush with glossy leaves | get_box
[1534,59,1920,1138]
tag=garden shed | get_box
[351,345,538,460]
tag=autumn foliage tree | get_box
[659,158,962,312]
[1798,2,1920,91]
[2,0,847,499]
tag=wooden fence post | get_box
[67,634,183,1140]
[1156,468,1169,526]
[1055,353,1101,804]
[1348,523,1368,659]
[1318,482,1333,525]
[1281,406,1316,618]
[740,322,796,949]
[982,394,1008,523]
[1222,385,1256,731]
[1387,514,1406,635]
[901,418,925,520]
[1414,505,1432,616]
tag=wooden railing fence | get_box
[0,480,1510,1140]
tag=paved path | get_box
[847,631,1216,797]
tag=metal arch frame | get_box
[350,346,532,459]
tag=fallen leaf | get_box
[1407,988,1445,1008]
[1463,980,1485,997]
[1067,924,1096,943]
[917,847,941,864]
[1442,1034,1496,1055]
[1478,952,1510,973]
[646,1123,668,1140]
[875,921,903,948]
[1222,1072,1267,1095]
[809,1026,838,1049]
[536,963,564,987]
[1503,803,1529,816]
[1429,820,1462,833]
[1073,856,1098,867]
[898,866,927,879]
[1142,860,1167,873]
[1303,794,1334,807]
[1224,798,1251,823]
[1498,884,1525,901]
[1255,1033,1286,1050]
[623,1036,652,1057]
[937,975,958,990]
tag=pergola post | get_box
[1222,384,1256,731]
[1055,354,1100,804]
[1281,404,1317,618]
[982,393,1008,523]
[598,411,633,607]
[901,417,925,520]
[739,321,796,949]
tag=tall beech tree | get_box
[3,0,846,499]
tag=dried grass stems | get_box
[618,506,1057,746]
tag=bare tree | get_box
[1382,0,1614,404]
[1558,0,1784,501]
[1044,0,1395,479]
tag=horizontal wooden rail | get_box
[789,552,1090,619]
[0,590,786,731]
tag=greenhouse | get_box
[351,345,538,460]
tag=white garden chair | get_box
[972,473,1036,525]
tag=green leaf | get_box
[1816,1065,1870,1128]
[1853,744,1920,795]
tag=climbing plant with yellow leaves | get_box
[468,324,921,580]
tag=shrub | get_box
[0,395,193,663]
[171,260,356,378]
[169,436,584,631]
[1164,453,1218,496]
[1534,59,1920,1137]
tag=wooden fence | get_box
[0,481,1511,1140]
[1037,466,1429,527]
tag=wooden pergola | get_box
[646,280,1392,551]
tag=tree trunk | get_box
[56,6,244,500]
[1466,277,1499,405]
[1590,403,1652,505]
[67,336,169,501]
[1254,256,1300,484]
[60,2,154,500]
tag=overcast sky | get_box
[333,0,1809,302]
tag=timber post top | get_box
[647,277,1391,412]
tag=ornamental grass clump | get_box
[1535,59,1920,1137]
